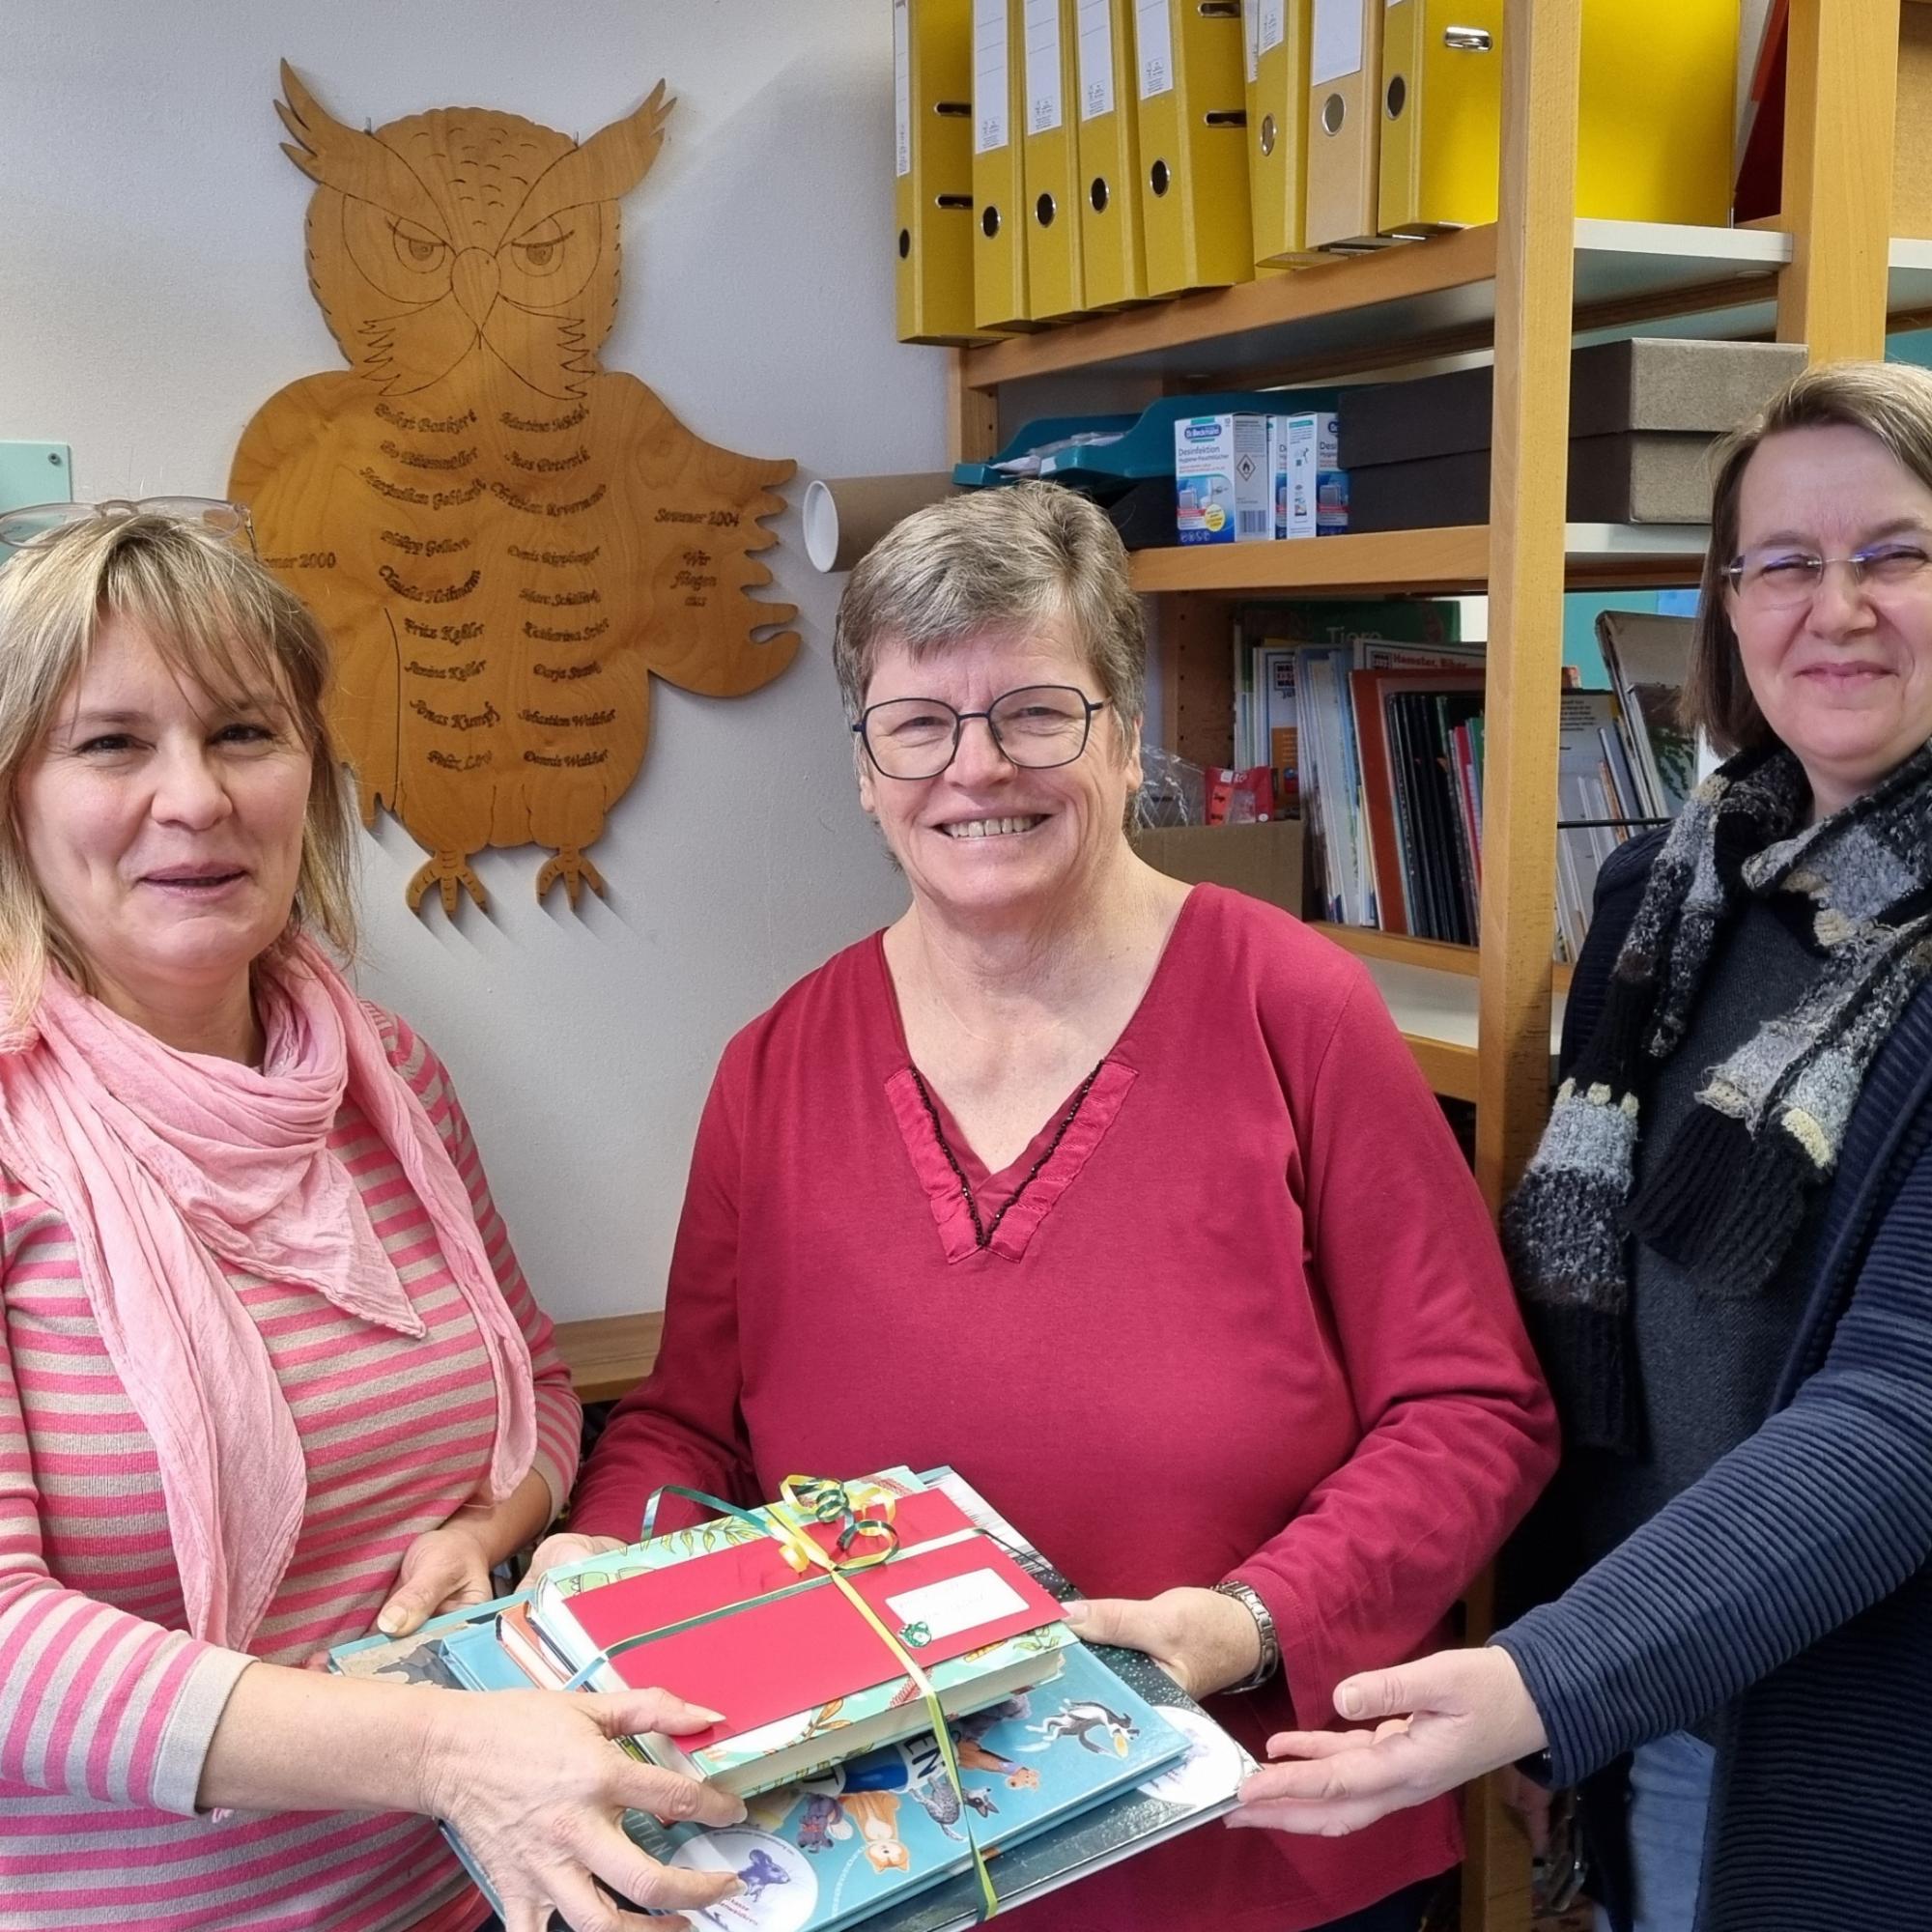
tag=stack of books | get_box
[332,1466,1252,1931]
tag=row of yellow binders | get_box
[895,0,1740,343]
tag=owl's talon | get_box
[537,849,608,908]
[406,852,490,915]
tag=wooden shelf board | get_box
[962,220,1792,392]
[552,1311,663,1405]
[1313,922,1575,994]
[1347,952,1567,1103]
[1129,523,1706,595]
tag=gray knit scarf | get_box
[1502,738,1932,1453]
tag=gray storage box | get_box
[1338,339,1806,528]
[1349,432,1720,529]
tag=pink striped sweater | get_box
[0,1007,581,1932]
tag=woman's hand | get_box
[418,1682,750,1932]
[1230,1645,1548,1837]
[1064,1587,1262,1699]
[526,1530,629,1585]
[377,1473,561,1638]
[375,1512,497,1637]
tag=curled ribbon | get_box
[564,1475,1001,1920]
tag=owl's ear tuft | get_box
[510,81,675,236]
[273,59,448,239]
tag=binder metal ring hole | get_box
[897,228,911,259]
[1260,112,1276,157]
[1090,176,1109,213]
[982,205,1002,238]
[1385,74,1407,119]
[1321,92,1346,135]
[1150,158,1171,196]
[1036,191,1056,227]
[1444,26,1492,51]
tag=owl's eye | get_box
[389,219,449,273]
[507,218,574,276]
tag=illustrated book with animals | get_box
[443,1628,1186,1932]
[330,1466,1251,1928]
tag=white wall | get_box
[1,2,937,1321]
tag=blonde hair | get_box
[832,483,1146,731]
[0,513,358,1013]
[1690,359,1932,753]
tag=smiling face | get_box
[14,613,314,1033]
[1728,424,1932,815]
[856,615,1142,928]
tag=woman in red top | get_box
[544,483,1556,1932]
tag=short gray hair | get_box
[832,483,1146,726]
[0,513,358,1017]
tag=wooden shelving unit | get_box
[941,6,1902,1928]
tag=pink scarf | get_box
[0,938,535,1651]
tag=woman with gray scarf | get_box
[1227,360,1932,1932]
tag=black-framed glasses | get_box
[854,683,1110,781]
[1724,538,1932,611]
[0,497,257,556]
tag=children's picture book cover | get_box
[331,1463,1253,1930]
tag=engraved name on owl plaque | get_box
[231,64,799,914]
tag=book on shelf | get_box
[351,1465,1252,1932]
[1255,611,1480,928]
[1595,609,1699,820]
[1350,668,1484,941]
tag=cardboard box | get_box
[1131,818,1305,917]
[1174,413,1273,545]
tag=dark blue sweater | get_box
[1493,830,1932,1932]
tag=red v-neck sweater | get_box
[574,887,1557,1931]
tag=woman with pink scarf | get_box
[0,505,742,1932]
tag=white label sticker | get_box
[975,0,1011,153]
[1137,0,1175,99]
[894,0,912,178]
[1243,0,1260,83]
[1262,0,1287,54]
[886,1568,1030,1643]
[1024,0,1065,134]
[1077,0,1115,117]
[1311,0,1363,87]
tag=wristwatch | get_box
[1211,1579,1280,1693]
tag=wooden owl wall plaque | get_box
[230,64,799,913]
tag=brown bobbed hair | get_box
[1690,358,1932,754]
[0,513,358,1017]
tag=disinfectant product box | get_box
[1285,412,1346,538]
[1266,416,1292,539]
[1175,414,1272,544]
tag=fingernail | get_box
[376,1608,406,1636]
[1337,1684,1363,1719]
[1063,1602,1089,1625]
[690,1705,728,1724]
[720,1880,747,1898]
